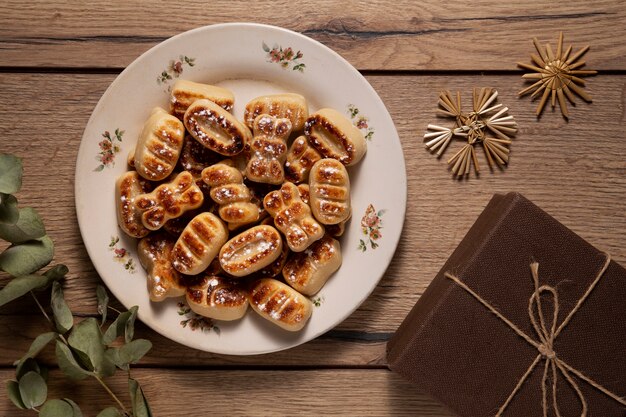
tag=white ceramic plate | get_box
[75,23,406,355]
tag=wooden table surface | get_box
[1,1,625,416]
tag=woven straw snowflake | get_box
[424,88,518,177]
[518,32,597,119]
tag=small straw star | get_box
[424,88,518,177]
[518,32,597,119]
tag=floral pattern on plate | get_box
[94,129,124,172]
[109,236,135,272]
[157,55,196,89]
[177,301,220,334]
[312,296,324,307]
[347,104,374,141]
[358,204,385,252]
[262,42,305,72]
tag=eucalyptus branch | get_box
[0,153,153,417]
[95,375,130,416]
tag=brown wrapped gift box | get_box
[386,193,626,417]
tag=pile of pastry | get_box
[115,80,366,332]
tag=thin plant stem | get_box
[30,291,52,324]
[94,375,130,415]
[107,305,123,314]
[30,290,69,344]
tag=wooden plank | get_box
[0,314,388,367]
[0,368,453,416]
[0,0,624,70]
[0,73,625,365]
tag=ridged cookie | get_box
[248,278,312,331]
[186,275,248,321]
[134,107,185,181]
[244,93,308,131]
[170,80,234,119]
[172,212,228,275]
[309,158,351,225]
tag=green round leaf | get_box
[120,339,152,365]
[0,274,49,307]
[51,281,73,333]
[18,371,47,409]
[55,341,91,381]
[103,307,136,345]
[129,378,153,417]
[68,317,114,377]
[0,235,54,276]
[14,332,58,367]
[0,207,46,243]
[40,399,74,417]
[15,357,40,380]
[63,398,83,417]
[0,193,19,224]
[0,154,23,194]
[96,407,123,417]
[6,380,26,409]
[104,347,127,371]
[125,306,138,343]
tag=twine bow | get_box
[444,254,626,416]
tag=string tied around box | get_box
[444,254,626,416]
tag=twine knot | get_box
[538,344,555,359]
[444,254,626,416]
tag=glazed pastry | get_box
[134,107,185,181]
[245,115,292,185]
[263,182,324,252]
[249,278,313,331]
[115,171,152,238]
[186,275,248,321]
[172,212,228,275]
[309,158,351,225]
[297,183,310,204]
[325,214,349,237]
[170,80,235,119]
[137,233,185,302]
[304,108,367,166]
[202,162,259,228]
[177,135,221,177]
[284,135,322,183]
[184,99,251,156]
[253,234,289,279]
[162,205,212,237]
[219,225,283,277]
[243,93,308,131]
[127,147,136,168]
[135,171,204,231]
[283,236,342,296]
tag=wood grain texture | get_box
[0,74,626,318]
[0,0,624,70]
[0,369,454,416]
[0,314,388,367]
[1,60,626,417]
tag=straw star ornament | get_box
[424,88,518,177]
[518,32,597,119]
